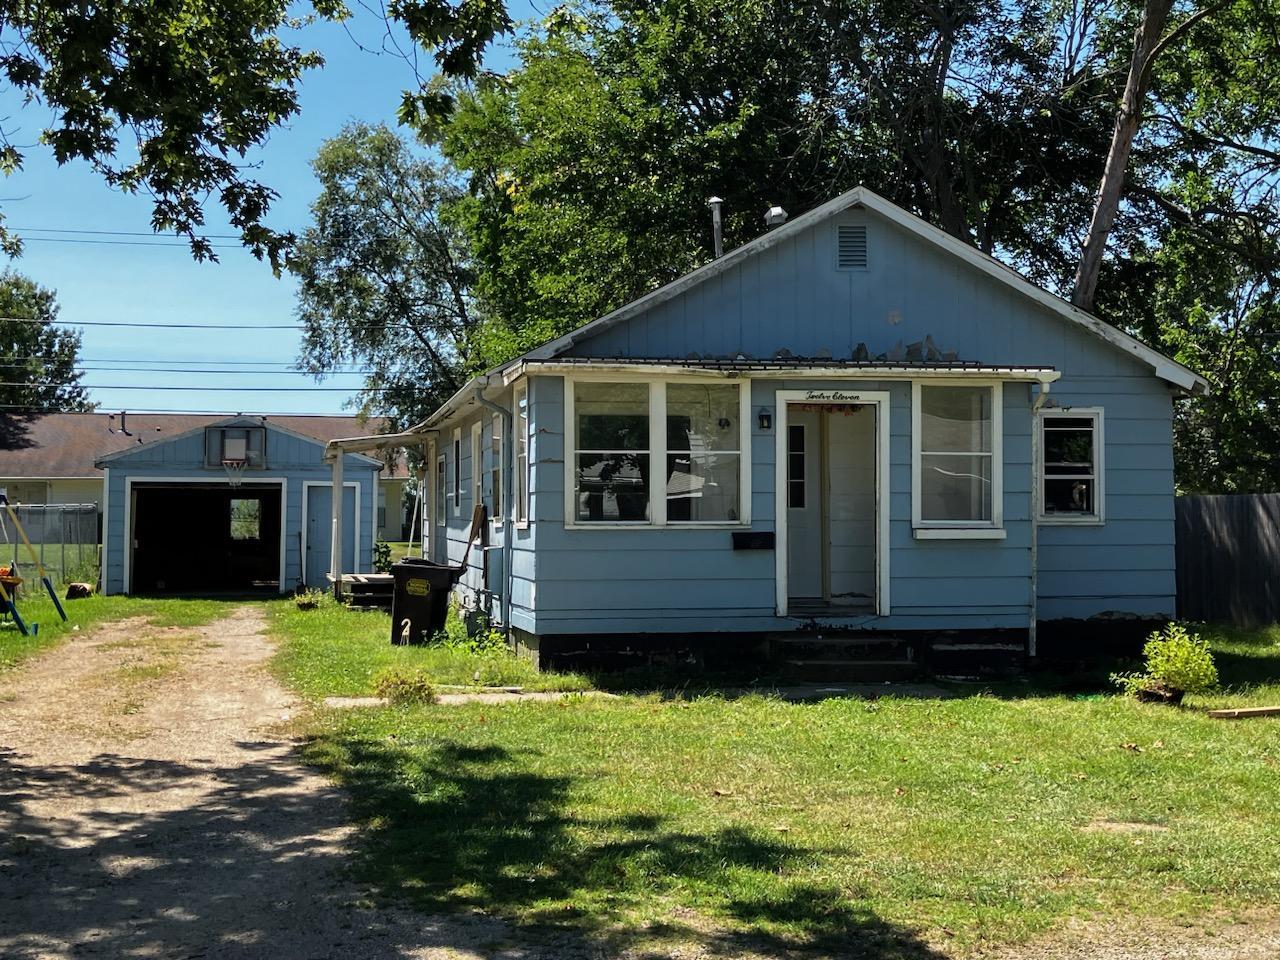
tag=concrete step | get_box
[774,635,916,662]
[781,659,923,683]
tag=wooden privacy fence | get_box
[1176,494,1280,627]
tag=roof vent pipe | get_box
[708,196,724,258]
[764,204,788,229]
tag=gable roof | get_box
[92,415,385,468]
[0,413,409,478]
[526,186,1208,394]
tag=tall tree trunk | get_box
[1071,0,1174,310]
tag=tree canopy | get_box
[292,122,480,432]
[0,271,91,446]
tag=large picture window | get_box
[568,378,749,526]
[913,383,1001,530]
[1040,410,1103,522]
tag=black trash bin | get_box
[390,557,457,645]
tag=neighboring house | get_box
[329,187,1207,667]
[94,416,386,595]
[0,412,410,543]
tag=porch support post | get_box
[329,451,344,598]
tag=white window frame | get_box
[562,373,753,529]
[451,427,461,516]
[434,449,446,528]
[491,412,503,524]
[514,379,530,528]
[911,380,1005,540]
[470,420,483,514]
[1038,407,1105,525]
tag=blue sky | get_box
[1,3,540,416]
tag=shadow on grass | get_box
[311,735,947,958]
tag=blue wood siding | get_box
[519,207,1177,630]
[101,423,378,594]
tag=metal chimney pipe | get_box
[708,196,724,258]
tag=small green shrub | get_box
[294,589,334,611]
[373,666,438,705]
[1112,622,1219,699]
[373,540,393,574]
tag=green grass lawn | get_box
[286,619,1280,956]
[268,599,591,696]
[0,591,232,674]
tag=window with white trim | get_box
[435,453,446,527]
[569,379,747,526]
[914,383,1001,526]
[491,413,503,521]
[451,428,461,515]
[515,381,529,525]
[573,381,651,522]
[1040,410,1103,521]
[471,421,483,513]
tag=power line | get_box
[0,355,368,367]
[1,382,365,392]
[0,363,374,375]
[0,403,362,415]
[1,316,300,330]
[15,236,244,249]
[11,226,245,240]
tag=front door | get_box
[785,403,877,610]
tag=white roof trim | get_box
[525,186,1208,395]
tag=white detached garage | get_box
[95,416,380,595]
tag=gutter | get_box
[471,387,515,637]
[1028,380,1053,658]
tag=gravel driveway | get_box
[0,605,1275,960]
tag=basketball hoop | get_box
[222,459,248,488]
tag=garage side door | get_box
[305,484,358,587]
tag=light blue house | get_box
[96,416,379,595]
[331,188,1207,668]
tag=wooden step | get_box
[774,635,916,662]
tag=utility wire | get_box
[11,226,245,240]
[0,355,368,367]
[15,236,244,249]
[0,403,363,415]
[0,363,374,375]
[0,382,366,392]
[0,316,300,329]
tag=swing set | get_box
[0,494,68,636]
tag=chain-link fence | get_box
[0,504,99,586]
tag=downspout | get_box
[473,385,514,636]
[1029,379,1052,658]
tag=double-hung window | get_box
[913,382,1002,534]
[569,379,748,526]
[1040,410,1103,522]
[514,381,529,526]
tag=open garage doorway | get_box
[129,482,284,594]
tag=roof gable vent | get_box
[837,224,868,269]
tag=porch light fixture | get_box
[758,407,773,431]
